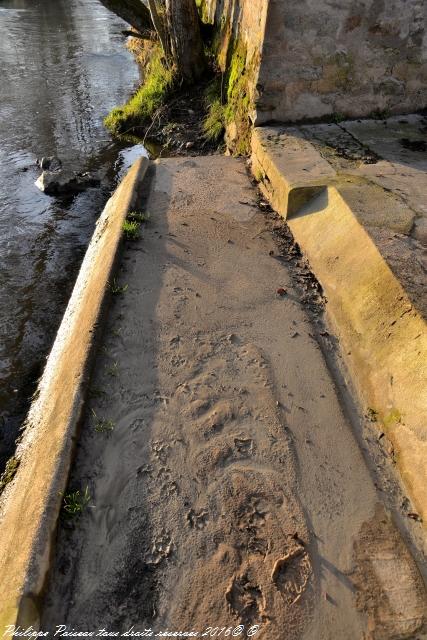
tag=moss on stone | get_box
[201,40,253,154]
[202,38,257,155]
[383,408,402,427]
[0,456,20,494]
[224,41,254,156]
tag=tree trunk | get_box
[166,0,206,83]
[147,0,171,58]
[97,0,154,35]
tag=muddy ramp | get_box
[41,157,427,639]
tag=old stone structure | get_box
[203,0,427,123]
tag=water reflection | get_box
[0,0,142,470]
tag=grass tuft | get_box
[61,486,91,518]
[203,78,225,142]
[92,410,115,433]
[106,361,118,377]
[110,279,128,295]
[128,210,150,224]
[110,278,128,295]
[123,220,141,240]
[204,99,226,141]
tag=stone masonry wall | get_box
[202,0,268,120]
[256,0,427,123]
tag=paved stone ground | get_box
[42,157,427,640]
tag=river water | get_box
[0,0,144,471]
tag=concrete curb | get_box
[251,128,427,525]
[0,156,149,633]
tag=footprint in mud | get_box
[271,542,312,605]
[187,508,209,530]
[162,481,179,498]
[145,531,173,566]
[157,467,179,498]
[202,403,253,440]
[130,417,145,432]
[170,354,187,368]
[237,496,270,556]
[136,463,154,477]
[226,574,266,626]
[184,398,213,421]
[151,439,170,464]
[238,496,268,528]
[195,442,234,478]
[234,437,255,457]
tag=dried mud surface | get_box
[42,157,427,639]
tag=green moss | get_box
[201,42,253,153]
[254,168,264,183]
[331,112,345,123]
[104,46,174,137]
[226,43,247,103]
[383,408,402,427]
[0,456,19,494]
[224,41,253,156]
[195,0,210,24]
[202,40,256,155]
[204,99,226,141]
[370,108,391,120]
[203,77,225,141]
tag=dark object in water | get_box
[399,138,426,152]
[36,156,63,171]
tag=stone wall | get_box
[200,0,427,127]
[256,0,427,123]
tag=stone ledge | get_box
[251,124,427,526]
[0,157,149,633]
[251,125,336,216]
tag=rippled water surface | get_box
[0,0,142,469]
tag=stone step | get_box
[251,118,427,528]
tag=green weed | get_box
[92,410,115,433]
[203,98,226,141]
[370,108,391,120]
[61,486,91,518]
[331,112,345,123]
[106,361,118,377]
[123,220,141,240]
[110,279,128,295]
[127,210,150,224]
